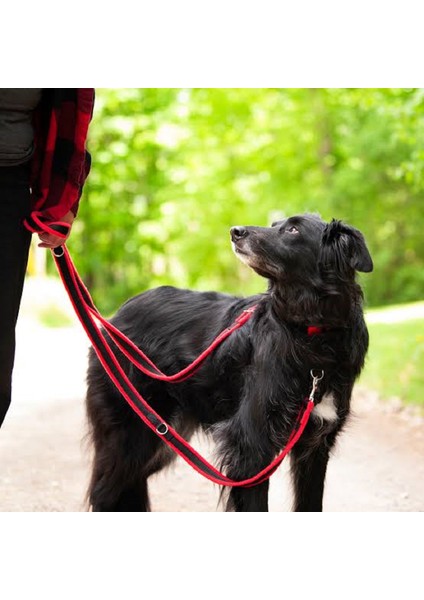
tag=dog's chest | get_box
[312,393,338,424]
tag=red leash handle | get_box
[24,213,317,488]
[24,211,71,239]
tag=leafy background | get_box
[67,88,424,314]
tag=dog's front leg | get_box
[215,422,272,511]
[225,480,270,512]
[289,434,336,512]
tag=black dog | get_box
[86,213,373,511]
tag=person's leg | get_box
[0,166,32,428]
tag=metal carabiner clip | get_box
[309,369,324,403]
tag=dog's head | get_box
[231,213,373,323]
[231,213,372,281]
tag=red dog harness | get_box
[25,213,323,487]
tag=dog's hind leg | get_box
[90,476,151,512]
[87,414,168,512]
[88,444,155,512]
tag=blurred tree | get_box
[63,88,423,313]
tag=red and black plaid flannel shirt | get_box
[30,88,95,221]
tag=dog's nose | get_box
[231,226,248,242]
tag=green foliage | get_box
[62,88,424,314]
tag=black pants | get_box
[0,164,32,427]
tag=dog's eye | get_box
[286,225,299,234]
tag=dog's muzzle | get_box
[230,226,249,243]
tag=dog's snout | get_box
[231,226,248,242]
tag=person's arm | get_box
[31,89,95,242]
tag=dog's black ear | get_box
[320,219,373,273]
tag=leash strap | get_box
[24,213,316,487]
[78,283,257,383]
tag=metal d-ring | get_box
[53,246,65,258]
[156,423,169,435]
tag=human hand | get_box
[37,210,75,249]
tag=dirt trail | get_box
[1,321,423,512]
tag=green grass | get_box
[360,308,424,407]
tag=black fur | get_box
[85,213,373,512]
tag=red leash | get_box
[24,212,320,487]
